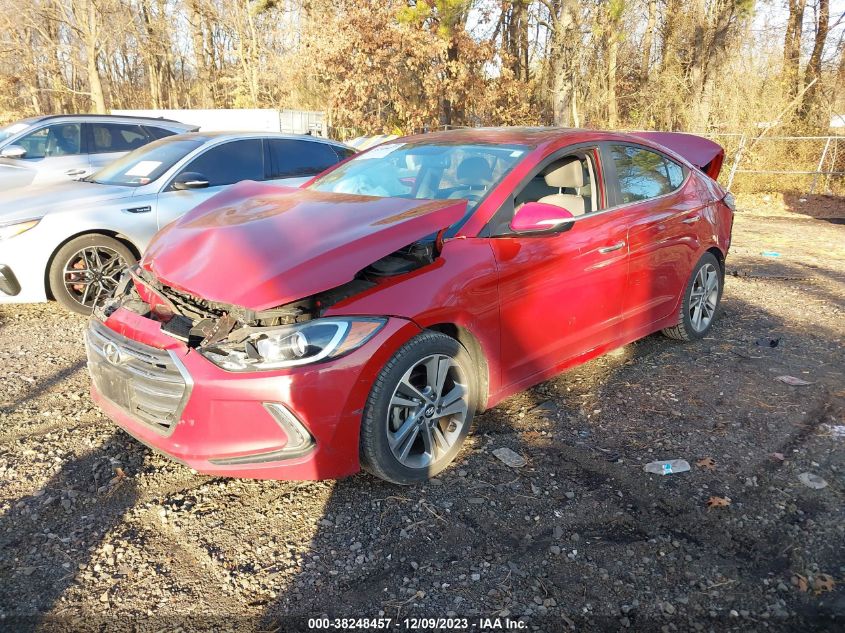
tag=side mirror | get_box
[510,202,574,234]
[172,172,210,190]
[1,145,26,159]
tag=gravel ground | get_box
[0,195,843,632]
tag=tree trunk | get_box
[188,0,212,108]
[85,1,106,113]
[641,0,656,81]
[607,34,618,128]
[783,0,807,95]
[550,1,579,127]
[800,0,829,120]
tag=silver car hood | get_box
[0,181,137,223]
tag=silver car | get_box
[0,114,197,191]
[0,132,354,314]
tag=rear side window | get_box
[90,123,153,153]
[333,145,356,160]
[143,125,177,140]
[269,139,341,178]
[177,139,263,187]
[610,145,685,204]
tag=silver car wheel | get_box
[63,246,126,309]
[386,354,470,470]
[688,262,719,332]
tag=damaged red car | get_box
[86,128,733,484]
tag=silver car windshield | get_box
[309,142,528,211]
[88,138,204,187]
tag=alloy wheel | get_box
[688,262,719,332]
[386,354,470,470]
[63,246,126,309]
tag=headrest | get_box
[457,156,493,184]
[544,159,584,189]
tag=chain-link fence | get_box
[692,133,845,195]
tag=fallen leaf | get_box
[792,574,809,592]
[114,467,126,479]
[813,574,836,595]
[697,457,717,471]
[776,375,812,386]
[706,496,731,509]
[833,389,845,398]
[770,452,786,462]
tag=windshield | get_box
[88,138,203,186]
[0,120,35,144]
[309,141,528,215]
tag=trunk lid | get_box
[631,131,725,180]
[142,181,467,311]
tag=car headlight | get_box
[199,317,387,372]
[0,218,40,241]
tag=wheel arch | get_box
[425,322,490,412]
[44,230,142,299]
[705,245,726,275]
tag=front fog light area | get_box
[208,403,315,465]
[200,317,386,372]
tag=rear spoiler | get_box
[630,132,725,180]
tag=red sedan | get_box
[86,128,733,484]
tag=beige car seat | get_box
[538,159,586,215]
[448,156,493,201]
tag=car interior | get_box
[514,153,598,216]
[483,151,599,237]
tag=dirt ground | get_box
[0,194,843,632]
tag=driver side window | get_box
[171,139,263,189]
[17,123,82,159]
[486,149,600,236]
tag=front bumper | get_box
[0,228,51,303]
[87,307,420,480]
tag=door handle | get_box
[682,215,701,224]
[598,241,625,254]
[65,169,87,176]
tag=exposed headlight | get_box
[199,317,387,372]
[0,218,40,241]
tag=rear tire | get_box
[48,234,135,316]
[662,252,723,341]
[360,331,477,485]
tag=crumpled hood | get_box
[0,180,136,223]
[142,181,467,311]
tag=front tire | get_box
[662,252,723,341]
[48,234,136,316]
[360,331,477,485]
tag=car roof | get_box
[166,131,351,146]
[397,127,594,148]
[18,114,195,130]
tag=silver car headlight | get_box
[0,218,40,241]
[199,317,387,372]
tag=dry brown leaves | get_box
[706,496,731,509]
[813,574,836,595]
[792,573,837,595]
[792,574,809,592]
[697,457,717,471]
